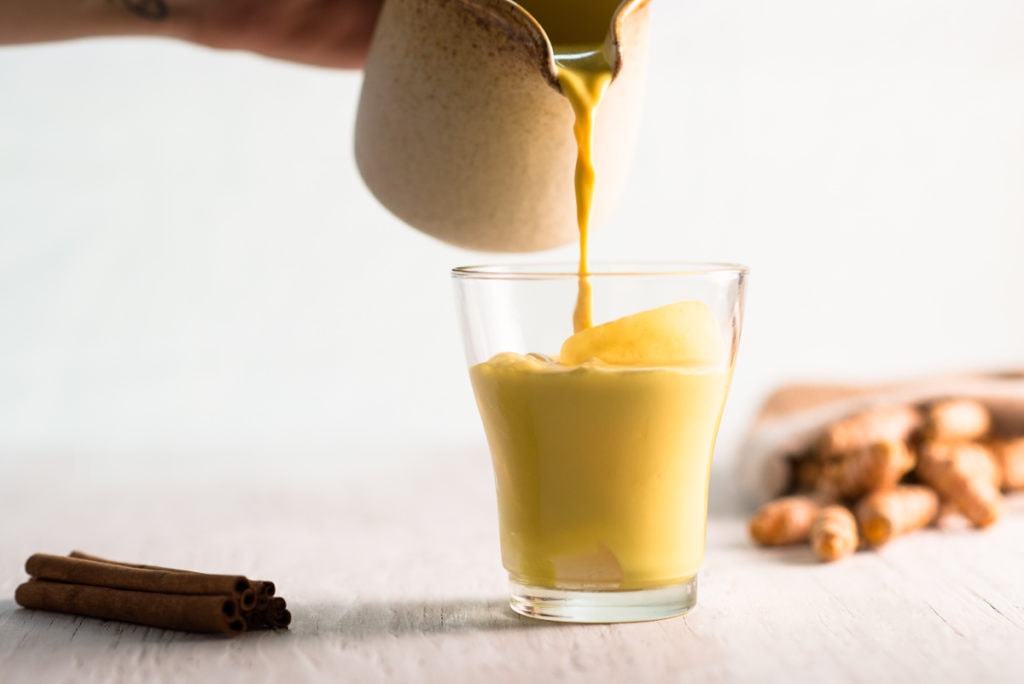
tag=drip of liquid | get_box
[555,47,613,333]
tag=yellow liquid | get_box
[519,0,621,332]
[555,47,611,333]
[468,3,734,592]
[471,354,730,590]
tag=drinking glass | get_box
[453,262,747,623]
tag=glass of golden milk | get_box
[453,262,747,623]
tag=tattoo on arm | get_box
[109,0,169,21]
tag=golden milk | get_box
[471,355,729,589]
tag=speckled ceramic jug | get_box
[355,0,651,252]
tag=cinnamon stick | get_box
[15,580,246,635]
[70,550,209,574]
[27,554,254,608]
[266,598,291,629]
[250,580,276,610]
[70,550,205,573]
[246,596,292,630]
[66,551,257,611]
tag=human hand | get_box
[173,0,385,69]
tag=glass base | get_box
[509,576,697,623]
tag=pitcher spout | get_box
[508,0,651,87]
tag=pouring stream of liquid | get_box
[555,47,613,334]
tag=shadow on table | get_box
[760,548,820,566]
[1,595,557,647]
[296,598,561,639]
[715,539,828,566]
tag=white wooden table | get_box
[2,441,1023,683]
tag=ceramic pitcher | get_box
[355,0,651,252]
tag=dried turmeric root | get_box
[810,506,859,562]
[989,438,1024,491]
[918,441,1003,528]
[819,405,922,456]
[856,485,940,547]
[923,398,992,442]
[918,441,1001,489]
[817,440,915,500]
[749,496,822,546]
[755,395,1022,563]
[791,454,822,493]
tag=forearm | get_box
[0,0,191,46]
[0,0,384,69]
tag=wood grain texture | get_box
[2,445,1024,683]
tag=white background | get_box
[1,1,1023,486]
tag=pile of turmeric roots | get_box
[749,398,1024,561]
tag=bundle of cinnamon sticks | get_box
[14,551,291,636]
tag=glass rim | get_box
[451,261,749,280]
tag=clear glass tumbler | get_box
[453,262,747,623]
